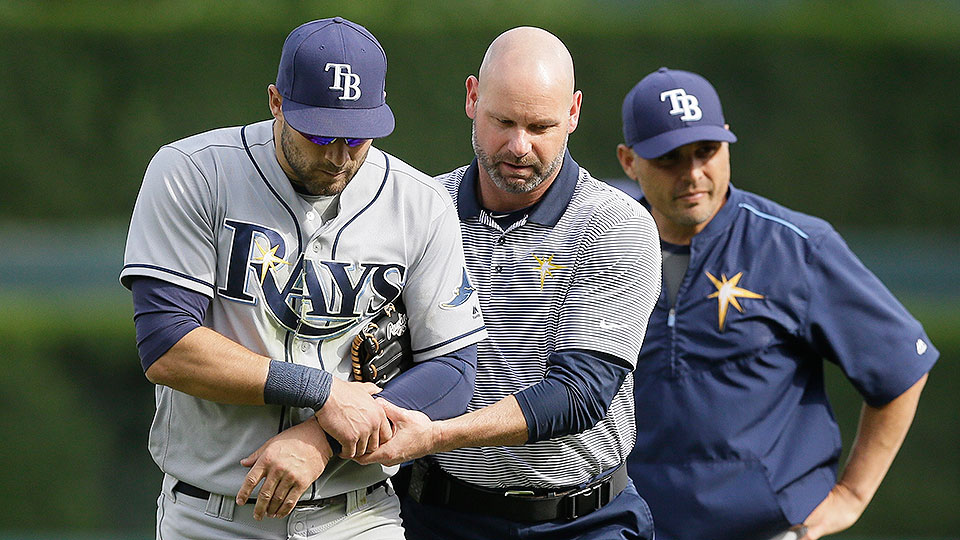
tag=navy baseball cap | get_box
[622,67,736,159]
[277,17,394,139]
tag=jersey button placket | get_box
[491,233,509,279]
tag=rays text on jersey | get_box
[219,220,406,337]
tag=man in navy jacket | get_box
[617,67,937,540]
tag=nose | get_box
[324,140,351,167]
[681,155,706,184]
[505,129,532,158]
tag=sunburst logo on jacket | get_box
[705,271,764,331]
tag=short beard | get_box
[279,123,358,196]
[472,122,566,194]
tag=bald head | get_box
[465,27,582,211]
[478,27,575,97]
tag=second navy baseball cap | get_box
[622,67,736,159]
[277,17,395,139]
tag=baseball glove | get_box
[350,301,413,386]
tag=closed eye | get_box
[529,124,555,134]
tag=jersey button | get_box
[300,342,310,352]
[306,211,316,221]
[494,265,502,273]
[496,237,506,245]
[312,243,320,253]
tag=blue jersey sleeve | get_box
[804,231,938,406]
[376,344,477,420]
[131,277,210,371]
[514,349,631,443]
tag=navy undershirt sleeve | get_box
[131,277,210,372]
[132,276,478,420]
[376,344,477,421]
[514,349,631,443]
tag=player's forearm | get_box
[433,395,528,453]
[145,326,270,405]
[838,373,928,508]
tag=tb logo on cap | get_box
[660,88,702,121]
[325,63,361,101]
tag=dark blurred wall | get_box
[2,2,959,231]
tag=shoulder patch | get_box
[441,269,476,309]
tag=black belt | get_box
[173,479,389,508]
[397,459,629,522]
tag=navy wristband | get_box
[263,360,333,411]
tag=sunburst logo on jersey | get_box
[705,271,764,331]
[533,253,566,290]
[253,240,291,284]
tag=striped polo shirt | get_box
[434,152,662,488]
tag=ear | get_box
[567,90,583,133]
[267,84,284,120]
[616,144,640,180]
[465,75,480,120]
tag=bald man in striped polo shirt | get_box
[356,27,662,540]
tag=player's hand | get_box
[236,418,334,520]
[797,483,867,540]
[353,398,440,467]
[314,378,392,459]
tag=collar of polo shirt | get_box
[457,151,580,227]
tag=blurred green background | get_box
[0,1,957,538]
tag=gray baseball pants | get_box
[156,473,405,539]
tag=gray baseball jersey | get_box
[121,119,486,499]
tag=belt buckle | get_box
[566,482,605,519]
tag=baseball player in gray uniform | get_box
[121,17,485,539]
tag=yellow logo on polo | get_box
[533,254,566,290]
[253,240,292,285]
[705,271,764,331]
